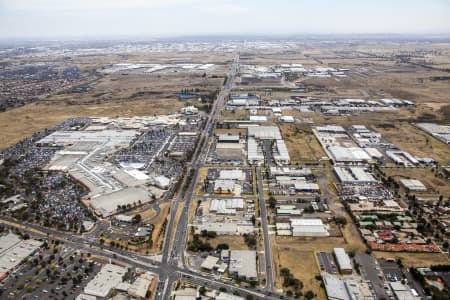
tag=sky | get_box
[0,0,449,39]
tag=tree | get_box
[216,243,229,251]
[132,214,142,224]
[268,196,277,209]
[207,231,217,238]
[304,290,315,300]
[199,286,206,296]
[335,216,348,227]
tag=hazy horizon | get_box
[1,0,450,40]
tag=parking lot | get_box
[0,243,102,300]
[316,252,337,274]
[355,252,389,300]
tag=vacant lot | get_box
[0,99,185,150]
[372,251,450,267]
[280,124,326,162]
[376,122,450,164]
[149,202,171,253]
[207,236,250,250]
[382,167,450,196]
[272,236,354,299]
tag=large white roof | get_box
[248,126,282,140]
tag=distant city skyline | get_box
[0,0,450,39]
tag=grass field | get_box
[279,124,326,162]
[376,122,450,164]
[372,251,450,267]
[341,222,367,252]
[272,236,353,299]
[0,99,186,150]
[382,167,450,196]
[149,202,171,253]
[206,236,250,250]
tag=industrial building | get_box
[333,248,353,274]
[334,167,377,184]
[181,106,198,115]
[290,218,329,237]
[416,123,450,145]
[400,179,427,192]
[219,170,245,181]
[269,167,312,178]
[273,139,291,165]
[328,146,372,163]
[386,150,419,166]
[247,126,290,165]
[322,275,373,300]
[247,137,264,164]
[389,281,421,300]
[209,198,244,215]
[249,115,267,122]
[276,205,302,216]
[248,126,282,140]
[84,263,127,298]
[217,135,240,143]
[213,179,236,194]
[194,223,254,236]
[279,116,295,123]
[229,250,258,281]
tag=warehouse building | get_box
[273,139,291,165]
[386,151,419,166]
[247,137,264,165]
[400,179,427,192]
[84,264,127,298]
[217,135,240,143]
[249,115,267,122]
[323,275,373,300]
[229,250,258,281]
[390,281,421,300]
[195,223,255,236]
[279,116,295,123]
[181,106,198,115]
[219,170,245,181]
[213,179,236,194]
[248,126,282,140]
[333,248,353,274]
[328,146,372,163]
[416,123,450,145]
[210,198,244,215]
[334,167,377,184]
[290,218,329,237]
[269,167,312,178]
